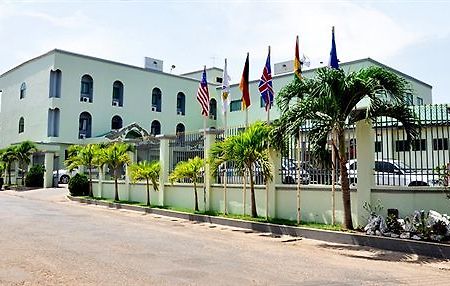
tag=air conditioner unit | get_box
[112,100,119,106]
[79,134,86,139]
[177,110,183,115]
[82,97,90,102]
[151,106,157,111]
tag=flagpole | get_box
[331,134,336,225]
[222,58,229,215]
[223,105,228,215]
[297,130,302,224]
[265,45,271,220]
[203,114,207,211]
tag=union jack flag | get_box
[197,67,210,116]
[258,50,273,111]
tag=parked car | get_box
[281,158,310,184]
[346,159,434,187]
[53,169,77,184]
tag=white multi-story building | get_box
[0,49,433,174]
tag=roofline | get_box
[180,66,224,76]
[224,57,432,88]
[0,49,203,84]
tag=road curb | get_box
[68,195,450,259]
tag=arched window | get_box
[79,112,92,139]
[209,98,217,120]
[150,120,161,136]
[111,115,123,130]
[112,80,124,107]
[176,123,185,135]
[151,87,162,112]
[20,82,26,99]
[176,92,185,115]
[80,75,93,103]
[47,108,60,137]
[49,70,62,98]
[18,117,24,133]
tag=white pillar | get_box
[44,152,54,188]
[204,128,221,212]
[355,120,375,227]
[156,135,176,206]
[124,150,135,201]
[267,149,280,218]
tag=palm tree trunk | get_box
[114,169,119,201]
[7,164,11,185]
[146,178,150,207]
[88,168,93,198]
[338,132,353,230]
[249,167,257,218]
[193,181,199,212]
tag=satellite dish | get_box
[301,54,311,67]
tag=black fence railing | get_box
[169,131,204,183]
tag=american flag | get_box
[258,49,273,111]
[197,67,210,116]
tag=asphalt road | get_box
[1,188,449,285]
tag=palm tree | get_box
[97,142,133,201]
[273,66,418,230]
[169,156,204,212]
[65,144,102,198]
[0,146,17,186]
[14,141,37,186]
[129,160,160,206]
[210,121,273,218]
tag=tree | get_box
[14,141,37,186]
[210,121,273,218]
[273,66,418,230]
[97,142,133,201]
[65,144,102,198]
[0,146,17,186]
[169,156,204,212]
[129,160,160,206]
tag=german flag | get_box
[240,53,250,110]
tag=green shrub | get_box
[68,173,89,196]
[25,165,45,187]
[386,214,402,234]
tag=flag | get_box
[240,53,250,110]
[294,35,302,80]
[196,66,210,116]
[329,26,339,69]
[221,58,231,115]
[258,48,273,111]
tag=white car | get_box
[281,158,310,184]
[346,159,434,187]
[53,169,77,184]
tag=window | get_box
[176,92,185,115]
[176,123,185,135]
[20,82,26,99]
[18,117,24,133]
[230,99,242,112]
[150,120,161,135]
[80,75,93,102]
[375,141,382,153]
[112,80,124,107]
[47,108,60,137]
[416,97,424,105]
[433,138,448,150]
[375,161,396,173]
[151,88,162,112]
[216,77,223,84]
[49,70,62,98]
[111,115,123,130]
[260,96,265,108]
[412,139,426,151]
[79,112,92,138]
[395,140,410,152]
[405,93,413,105]
[209,98,217,120]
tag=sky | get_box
[0,0,449,103]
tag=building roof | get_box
[0,49,202,83]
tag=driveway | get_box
[0,188,449,285]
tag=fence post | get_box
[43,152,54,188]
[268,149,281,218]
[124,150,135,201]
[204,128,221,211]
[97,165,105,198]
[156,135,176,207]
[355,120,375,227]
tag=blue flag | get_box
[329,26,339,69]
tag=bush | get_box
[68,173,89,196]
[25,165,45,187]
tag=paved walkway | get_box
[0,188,449,285]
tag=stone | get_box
[390,233,400,238]
[400,232,410,239]
[411,235,422,241]
[375,230,382,236]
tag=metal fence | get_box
[169,131,204,183]
[136,139,160,163]
[373,104,450,186]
